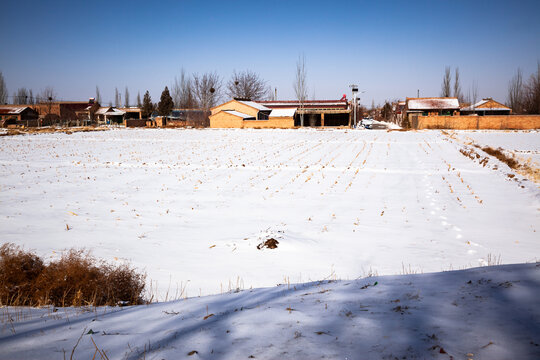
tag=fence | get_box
[412,115,540,130]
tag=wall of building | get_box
[210,112,244,128]
[242,117,294,128]
[211,101,259,117]
[414,115,540,130]
[210,112,294,128]
[125,119,147,127]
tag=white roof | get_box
[95,107,125,116]
[461,100,510,111]
[263,101,345,107]
[105,109,126,115]
[269,108,297,117]
[238,101,271,111]
[407,98,459,110]
[223,110,254,119]
[0,107,28,114]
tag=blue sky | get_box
[1,0,539,106]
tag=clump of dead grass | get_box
[477,145,519,169]
[0,244,145,307]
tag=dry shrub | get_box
[0,244,145,307]
[0,243,44,305]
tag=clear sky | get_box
[1,0,539,106]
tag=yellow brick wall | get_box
[210,112,294,128]
[242,117,294,128]
[416,115,540,130]
[209,112,244,128]
[211,101,259,117]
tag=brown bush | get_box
[0,243,44,305]
[0,244,145,307]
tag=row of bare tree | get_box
[170,69,274,109]
[0,76,57,105]
[440,66,479,105]
[507,63,540,114]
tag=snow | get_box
[453,130,540,165]
[407,98,460,110]
[238,101,271,111]
[269,108,296,117]
[0,128,539,302]
[222,110,254,119]
[1,264,539,359]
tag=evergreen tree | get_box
[141,91,153,118]
[157,86,174,116]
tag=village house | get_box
[210,99,294,128]
[95,106,126,124]
[460,98,511,116]
[404,97,460,128]
[260,99,351,127]
[210,98,351,128]
[0,105,39,127]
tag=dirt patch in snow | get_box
[257,238,279,250]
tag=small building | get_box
[95,107,126,124]
[210,99,295,128]
[260,99,350,127]
[0,106,39,127]
[405,97,460,127]
[460,98,511,116]
[118,107,142,120]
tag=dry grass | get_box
[0,244,145,307]
[0,126,108,137]
[477,145,520,169]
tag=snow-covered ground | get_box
[0,129,539,300]
[453,130,540,165]
[1,128,539,359]
[1,264,539,359]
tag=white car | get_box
[361,118,374,129]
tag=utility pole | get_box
[350,84,358,128]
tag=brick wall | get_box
[414,115,540,130]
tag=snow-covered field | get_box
[453,130,540,165]
[0,128,538,298]
[1,128,539,359]
[2,264,539,359]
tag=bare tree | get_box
[96,86,101,104]
[226,70,271,100]
[192,71,222,110]
[440,66,452,97]
[124,87,130,108]
[172,68,197,108]
[14,88,29,104]
[293,54,308,126]
[522,61,540,114]
[114,87,121,108]
[453,67,463,102]
[507,68,524,113]
[471,80,479,105]
[38,87,56,103]
[38,87,57,122]
[28,89,34,105]
[0,72,7,104]
[137,91,142,108]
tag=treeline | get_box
[0,69,273,110]
[507,63,540,114]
